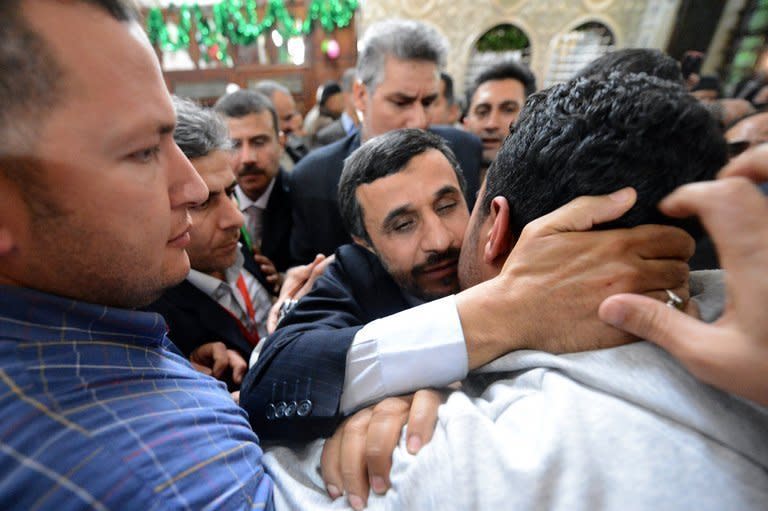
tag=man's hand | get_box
[189,342,248,386]
[253,252,282,294]
[457,188,694,369]
[599,146,768,406]
[266,254,335,333]
[320,389,443,510]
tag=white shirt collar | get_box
[186,247,246,298]
[235,178,276,212]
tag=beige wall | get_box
[360,0,681,94]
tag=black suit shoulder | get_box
[315,119,348,147]
[289,134,361,263]
[261,170,294,272]
[240,243,410,442]
[143,281,255,359]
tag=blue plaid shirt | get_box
[0,285,274,510]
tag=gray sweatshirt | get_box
[265,271,768,510]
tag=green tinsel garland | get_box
[147,0,358,62]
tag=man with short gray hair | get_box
[144,96,274,383]
[288,18,483,264]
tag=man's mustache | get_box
[238,162,266,176]
[412,247,461,276]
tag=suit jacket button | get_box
[297,399,313,417]
[275,401,287,418]
[284,401,297,417]
[265,403,276,420]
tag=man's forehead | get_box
[193,151,235,189]
[27,2,174,140]
[227,111,275,137]
[357,151,460,215]
[471,78,526,104]
[379,57,439,90]
[272,91,295,114]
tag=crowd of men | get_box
[1,1,767,510]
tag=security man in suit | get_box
[215,89,294,275]
[145,97,274,387]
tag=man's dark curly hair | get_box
[480,72,727,238]
[574,48,683,84]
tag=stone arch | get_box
[463,21,535,94]
[543,17,619,87]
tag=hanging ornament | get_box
[325,38,340,60]
[147,0,359,56]
[208,43,220,60]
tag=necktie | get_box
[246,205,263,248]
[234,274,260,346]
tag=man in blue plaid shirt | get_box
[0,1,275,508]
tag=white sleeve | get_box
[339,295,469,414]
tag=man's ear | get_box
[0,227,14,256]
[448,103,460,125]
[277,130,287,149]
[352,80,367,118]
[0,173,19,257]
[351,234,375,254]
[483,197,513,265]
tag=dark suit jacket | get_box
[239,243,411,442]
[144,246,272,360]
[288,127,483,264]
[314,118,349,147]
[259,170,294,272]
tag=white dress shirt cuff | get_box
[339,295,468,414]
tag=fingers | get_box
[364,397,411,496]
[320,407,377,510]
[254,255,278,276]
[718,143,768,181]
[227,350,247,384]
[622,258,689,295]
[207,342,230,379]
[660,178,768,279]
[281,254,326,298]
[526,187,637,236]
[320,394,420,510]
[638,286,690,307]
[599,293,712,363]
[266,301,281,334]
[189,342,229,378]
[189,360,212,376]
[404,389,442,455]
[297,254,334,297]
[624,224,695,261]
[339,409,373,510]
[320,424,345,500]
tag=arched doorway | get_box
[544,21,616,87]
[465,23,532,94]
